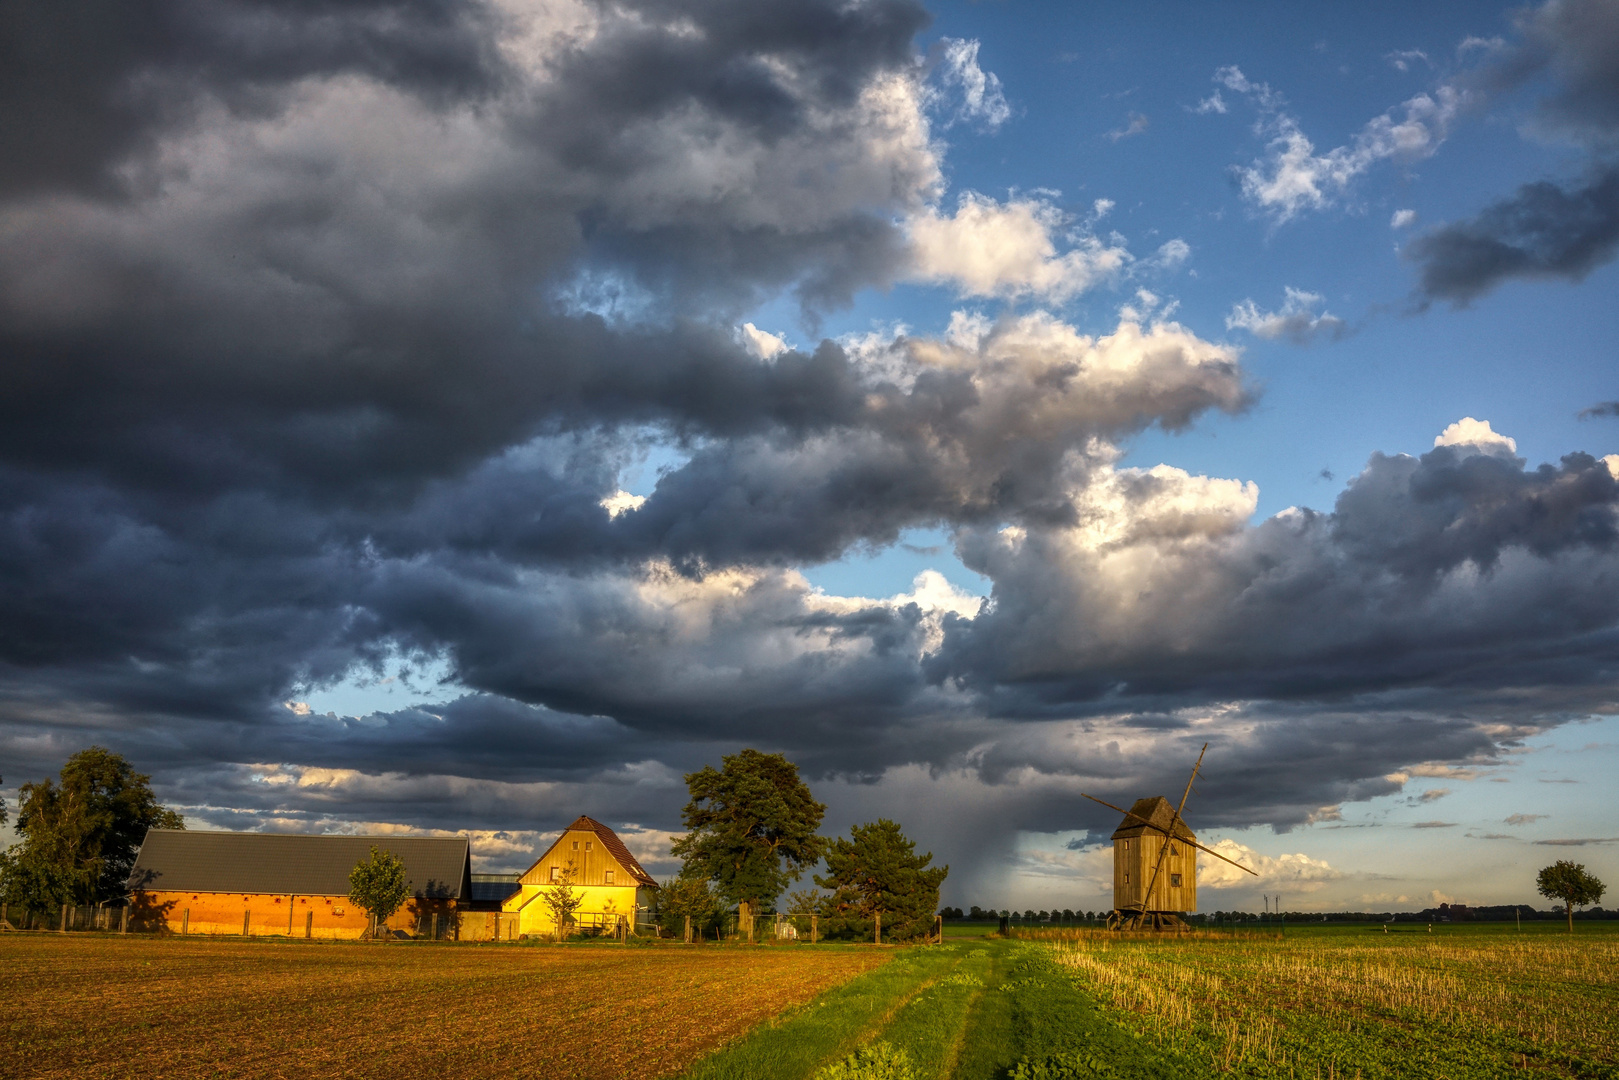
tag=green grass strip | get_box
[677,947,966,1080]
[872,944,996,1077]
[952,943,1196,1080]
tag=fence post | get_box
[935,914,942,944]
[811,914,818,944]
[306,910,313,939]
[60,904,69,932]
[875,912,881,946]
[431,913,438,941]
[121,907,129,934]
[182,908,189,935]
[684,914,692,944]
[243,910,251,937]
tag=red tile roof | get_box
[564,815,659,887]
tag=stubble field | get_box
[1029,924,1619,1078]
[0,935,888,1080]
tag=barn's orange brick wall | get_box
[133,891,458,939]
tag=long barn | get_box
[127,830,472,938]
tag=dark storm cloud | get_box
[1471,0,1619,147]
[937,441,1619,715]
[0,0,507,198]
[1406,165,1619,305]
[1409,0,1619,304]
[1,0,1616,869]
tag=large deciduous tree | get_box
[671,749,827,912]
[0,748,183,908]
[815,818,947,943]
[1537,860,1606,932]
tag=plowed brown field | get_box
[0,935,889,1079]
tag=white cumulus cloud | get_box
[1435,417,1518,456]
[1221,64,1467,223]
[1199,839,1343,891]
[1226,287,1346,344]
[907,192,1131,302]
[934,38,1011,130]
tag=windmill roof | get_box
[1110,797,1198,841]
[126,830,472,898]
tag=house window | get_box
[1170,873,1183,887]
[605,870,615,884]
[550,866,560,882]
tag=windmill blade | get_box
[1080,792,1258,876]
[1140,743,1210,907]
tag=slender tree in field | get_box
[815,818,948,943]
[349,846,410,938]
[0,748,184,909]
[540,860,584,941]
[1537,860,1605,932]
[671,749,827,914]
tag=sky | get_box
[1,0,1617,914]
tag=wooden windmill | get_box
[1082,743,1256,930]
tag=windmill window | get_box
[605,870,615,884]
[1170,873,1183,887]
[572,841,579,850]
[1124,873,1130,884]
[1169,844,1178,855]
[585,842,593,851]
[550,866,560,882]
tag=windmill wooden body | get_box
[1083,744,1256,931]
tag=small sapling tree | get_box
[658,872,720,939]
[540,860,584,942]
[349,845,410,939]
[1537,860,1606,932]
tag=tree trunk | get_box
[1567,900,1574,933]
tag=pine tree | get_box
[671,749,827,912]
[815,819,947,942]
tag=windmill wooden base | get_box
[1106,908,1189,932]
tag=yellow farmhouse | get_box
[503,815,658,936]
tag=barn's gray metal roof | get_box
[127,830,471,899]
